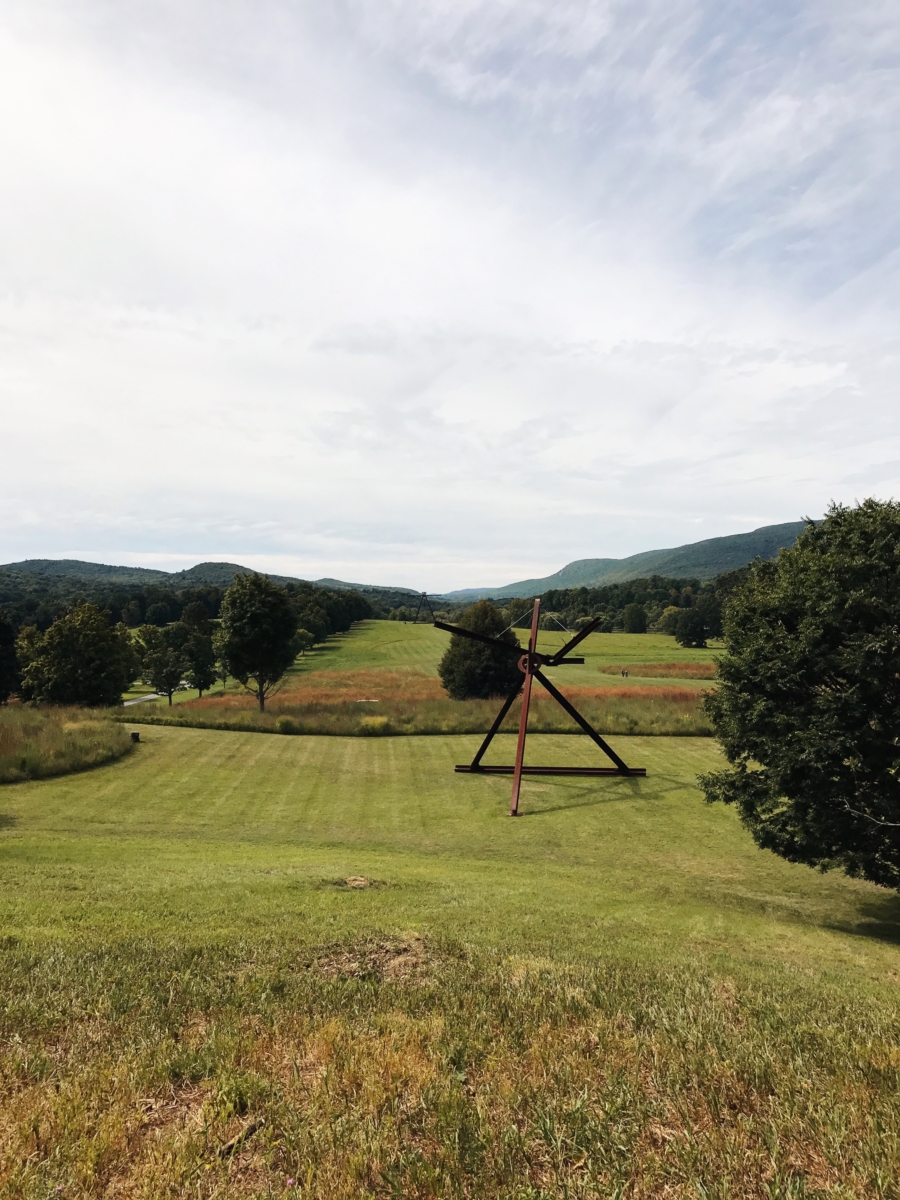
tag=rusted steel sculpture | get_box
[434,597,646,816]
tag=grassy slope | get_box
[2,729,900,1196]
[1,727,894,964]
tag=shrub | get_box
[438,601,522,700]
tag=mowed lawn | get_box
[2,725,900,1197]
[0,727,893,961]
[292,622,720,688]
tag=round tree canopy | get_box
[700,500,900,889]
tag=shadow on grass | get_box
[830,894,900,945]
[515,776,665,815]
[0,813,17,829]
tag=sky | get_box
[1,0,899,591]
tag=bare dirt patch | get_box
[321,875,392,890]
[315,935,429,981]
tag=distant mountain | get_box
[0,558,172,584]
[1,520,811,610]
[446,521,811,600]
[312,576,419,596]
[0,559,428,605]
[167,562,299,588]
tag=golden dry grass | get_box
[124,671,713,737]
[0,704,132,784]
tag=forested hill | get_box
[447,520,810,600]
[0,559,426,630]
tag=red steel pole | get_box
[509,598,541,816]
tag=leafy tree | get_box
[623,603,647,633]
[294,628,315,656]
[180,601,212,632]
[17,604,139,706]
[293,602,330,643]
[699,501,900,890]
[438,600,521,700]
[122,599,143,627]
[655,606,681,635]
[215,574,298,711]
[675,607,707,648]
[138,624,188,705]
[184,629,217,697]
[144,602,172,626]
[574,614,601,630]
[0,615,20,703]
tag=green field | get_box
[2,721,899,1196]
[293,622,720,685]
[129,622,720,712]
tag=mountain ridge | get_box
[2,520,813,605]
[445,521,811,600]
[0,559,423,596]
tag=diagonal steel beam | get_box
[545,614,604,664]
[468,676,525,770]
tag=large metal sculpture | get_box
[432,597,646,816]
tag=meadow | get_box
[124,622,716,737]
[0,705,133,784]
[1,713,900,1197]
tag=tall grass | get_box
[120,670,712,737]
[0,705,133,784]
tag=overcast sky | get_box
[1,1,898,590]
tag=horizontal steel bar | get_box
[432,621,522,656]
[455,765,647,776]
[546,614,605,663]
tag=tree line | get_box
[535,573,746,643]
[382,575,745,648]
[0,574,371,710]
[0,573,370,635]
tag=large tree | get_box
[623,603,647,633]
[675,607,707,648]
[184,629,217,697]
[438,600,522,700]
[215,573,298,711]
[18,604,139,706]
[138,624,189,705]
[699,501,900,889]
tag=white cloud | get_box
[0,0,898,590]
